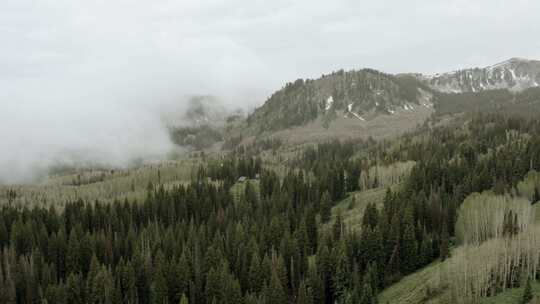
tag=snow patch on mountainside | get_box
[350,111,365,121]
[346,103,366,121]
[422,58,540,93]
[325,96,334,111]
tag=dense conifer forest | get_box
[4,0,540,302]
[1,113,540,303]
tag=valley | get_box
[2,58,540,304]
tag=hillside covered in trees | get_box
[2,112,540,303]
[246,69,432,133]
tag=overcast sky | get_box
[1,0,540,183]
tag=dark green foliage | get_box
[521,277,533,304]
[419,232,433,268]
[306,262,324,304]
[267,265,287,304]
[533,187,540,205]
[435,87,540,118]
[333,213,344,241]
[296,280,312,304]
[400,209,418,274]
[319,192,332,223]
[169,125,223,150]
[66,272,84,304]
[247,78,319,132]
[439,222,450,262]
[359,282,378,304]
[1,112,540,303]
[305,208,318,254]
[361,203,378,230]
[151,251,169,304]
[333,241,350,303]
[0,218,8,248]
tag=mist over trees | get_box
[1,112,540,303]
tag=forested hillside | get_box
[246,69,432,133]
[435,87,540,118]
[2,113,540,303]
[4,0,540,302]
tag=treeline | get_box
[205,156,263,186]
[435,87,540,118]
[232,138,283,157]
[1,113,540,303]
[0,163,388,304]
[0,137,440,304]
[388,114,540,235]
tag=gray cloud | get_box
[1,0,539,183]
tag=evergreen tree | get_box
[419,233,433,267]
[363,263,379,295]
[45,283,68,304]
[384,214,401,283]
[266,267,287,304]
[205,268,221,303]
[297,280,313,304]
[359,226,383,270]
[359,282,378,304]
[306,262,324,304]
[346,163,361,192]
[0,259,16,304]
[401,218,418,274]
[439,222,450,261]
[305,208,318,253]
[0,218,8,248]
[521,277,533,304]
[151,252,170,304]
[320,192,332,223]
[86,255,100,298]
[116,258,137,303]
[248,253,264,293]
[66,272,84,304]
[361,203,379,230]
[317,246,334,304]
[533,187,540,205]
[333,213,344,241]
[66,229,81,275]
[89,265,115,304]
[333,241,350,303]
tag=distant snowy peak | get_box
[422,58,540,93]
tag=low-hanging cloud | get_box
[1,0,540,183]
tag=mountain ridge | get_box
[247,69,434,134]
[420,57,540,93]
[245,58,539,137]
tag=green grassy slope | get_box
[379,260,540,304]
[379,261,444,304]
[479,281,540,304]
[0,158,200,208]
[325,184,400,231]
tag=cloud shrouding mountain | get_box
[1,0,540,183]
